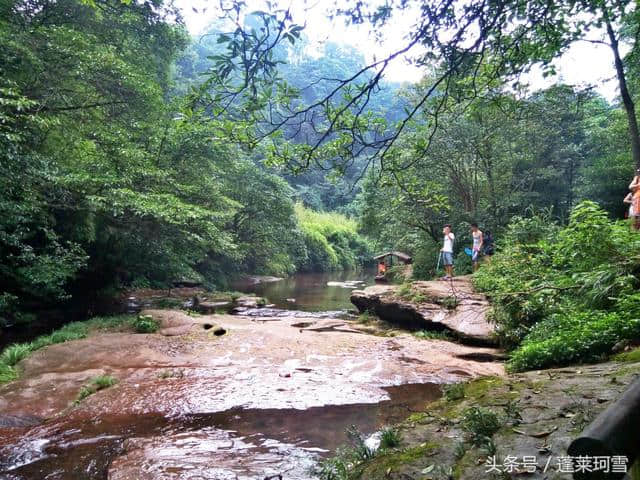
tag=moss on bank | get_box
[319,360,640,480]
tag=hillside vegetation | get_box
[474,201,640,371]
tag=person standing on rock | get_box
[470,223,483,272]
[441,224,455,280]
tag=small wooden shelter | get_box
[374,251,412,282]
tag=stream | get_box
[231,270,375,315]
[0,271,504,479]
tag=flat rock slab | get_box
[351,276,497,347]
[140,309,226,337]
[0,311,504,479]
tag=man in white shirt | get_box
[441,224,455,280]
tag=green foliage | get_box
[475,201,640,371]
[414,330,454,341]
[460,407,502,446]
[397,283,413,299]
[295,204,373,272]
[133,315,159,334]
[0,363,17,383]
[384,265,408,284]
[357,311,374,324]
[0,344,31,367]
[75,375,117,403]
[613,347,640,363]
[443,383,465,402]
[509,310,640,371]
[412,240,441,280]
[437,296,459,310]
[0,1,379,325]
[379,427,402,449]
[316,425,376,480]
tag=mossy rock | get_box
[358,442,440,479]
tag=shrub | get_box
[508,311,640,371]
[134,315,159,333]
[461,407,502,445]
[412,240,440,280]
[379,426,401,449]
[475,201,640,369]
[295,203,373,272]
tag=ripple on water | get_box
[0,383,441,480]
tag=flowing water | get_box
[0,271,504,479]
[1,383,441,480]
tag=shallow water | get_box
[232,270,375,313]
[1,383,440,479]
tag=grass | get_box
[133,315,159,333]
[436,295,459,310]
[0,363,17,383]
[0,315,135,385]
[379,427,402,449]
[613,347,640,363]
[316,426,376,480]
[460,407,502,446]
[74,375,118,404]
[397,283,413,299]
[443,382,465,401]
[0,343,32,366]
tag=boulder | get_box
[196,301,231,314]
[350,276,497,347]
[232,296,266,310]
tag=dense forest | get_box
[0,1,381,325]
[1,0,639,333]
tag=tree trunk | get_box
[605,17,640,169]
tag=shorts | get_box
[472,249,481,262]
[442,252,453,266]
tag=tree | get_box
[205,0,640,173]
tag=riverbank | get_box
[320,356,640,479]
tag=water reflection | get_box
[233,270,376,312]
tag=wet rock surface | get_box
[351,276,497,346]
[0,310,503,479]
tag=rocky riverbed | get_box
[0,303,504,479]
[340,358,640,480]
